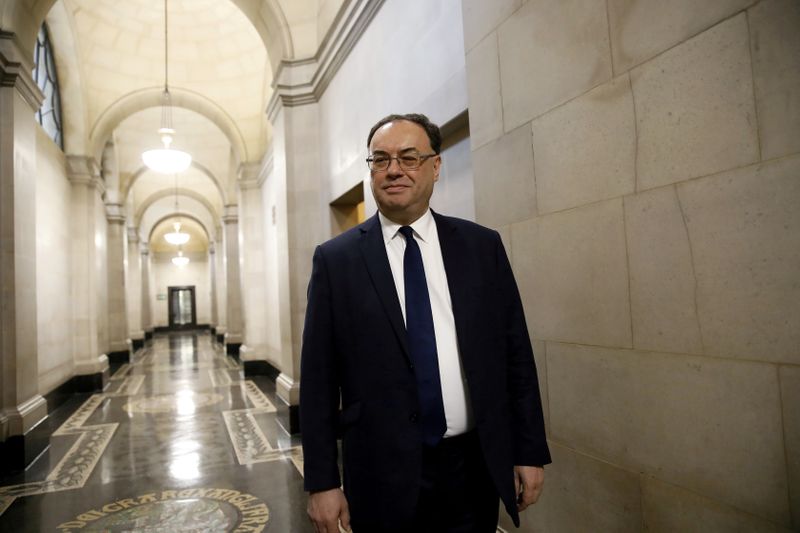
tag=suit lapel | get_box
[359,214,410,359]
[434,212,473,349]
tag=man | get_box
[300,113,550,532]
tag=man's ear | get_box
[433,155,441,181]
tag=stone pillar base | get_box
[276,373,300,434]
[0,395,49,475]
[74,355,110,392]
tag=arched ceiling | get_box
[66,0,270,160]
[150,216,208,253]
[9,0,350,250]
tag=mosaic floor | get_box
[0,332,311,532]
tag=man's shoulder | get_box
[433,212,500,240]
[317,216,376,254]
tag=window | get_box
[32,23,64,149]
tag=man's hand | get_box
[514,465,544,512]
[307,488,350,533]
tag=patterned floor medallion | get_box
[0,334,307,531]
[56,488,269,532]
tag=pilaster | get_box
[222,206,243,355]
[0,31,47,470]
[106,204,128,360]
[140,244,152,338]
[125,227,144,350]
[67,156,109,389]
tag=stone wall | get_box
[461,0,800,529]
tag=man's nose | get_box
[386,157,404,176]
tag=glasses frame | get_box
[366,150,438,172]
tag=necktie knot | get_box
[399,225,414,241]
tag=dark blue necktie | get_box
[399,226,447,446]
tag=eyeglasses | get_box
[366,150,438,172]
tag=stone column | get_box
[265,99,326,433]
[67,156,109,390]
[209,242,218,330]
[237,166,269,370]
[105,204,128,362]
[213,232,227,344]
[126,227,144,351]
[0,32,48,470]
[222,207,243,355]
[140,244,152,339]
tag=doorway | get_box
[168,286,197,329]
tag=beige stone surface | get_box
[780,366,800,528]
[547,342,790,523]
[532,75,635,214]
[607,0,755,73]
[472,125,536,228]
[676,155,800,363]
[510,199,632,348]
[497,0,612,131]
[642,476,791,532]
[499,442,642,532]
[749,0,800,160]
[461,0,521,52]
[465,33,504,150]
[632,14,758,190]
[624,186,703,355]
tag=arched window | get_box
[32,23,64,149]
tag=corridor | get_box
[0,333,310,532]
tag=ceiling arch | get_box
[123,160,227,206]
[135,188,219,227]
[90,86,248,164]
[5,0,293,69]
[139,195,217,243]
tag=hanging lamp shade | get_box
[172,249,190,267]
[164,221,190,245]
[141,0,191,174]
[142,125,192,174]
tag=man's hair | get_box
[367,113,442,154]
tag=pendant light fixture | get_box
[165,173,190,245]
[172,249,189,267]
[142,0,192,174]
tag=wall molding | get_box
[266,0,387,120]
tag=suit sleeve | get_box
[300,245,342,492]
[495,233,552,467]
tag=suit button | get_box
[409,412,418,423]
[408,363,414,371]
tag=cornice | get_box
[0,31,44,112]
[266,0,386,120]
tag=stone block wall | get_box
[461,0,800,529]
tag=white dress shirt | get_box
[378,209,473,437]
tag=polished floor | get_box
[0,332,312,532]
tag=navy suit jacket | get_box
[300,211,550,528]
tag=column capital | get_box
[139,243,150,256]
[127,226,140,243]
[105,203,126,224]
[222,204,238,224]
[0,32,44,112]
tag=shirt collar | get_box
[378,209,434,245]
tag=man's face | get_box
[369,120,440,225]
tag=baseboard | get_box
[107,350,129,365]
[243,360,281,381]
[277,396,301,435]
[226,342,241,359]
[0,419,50,476]
[131,338,145,351]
